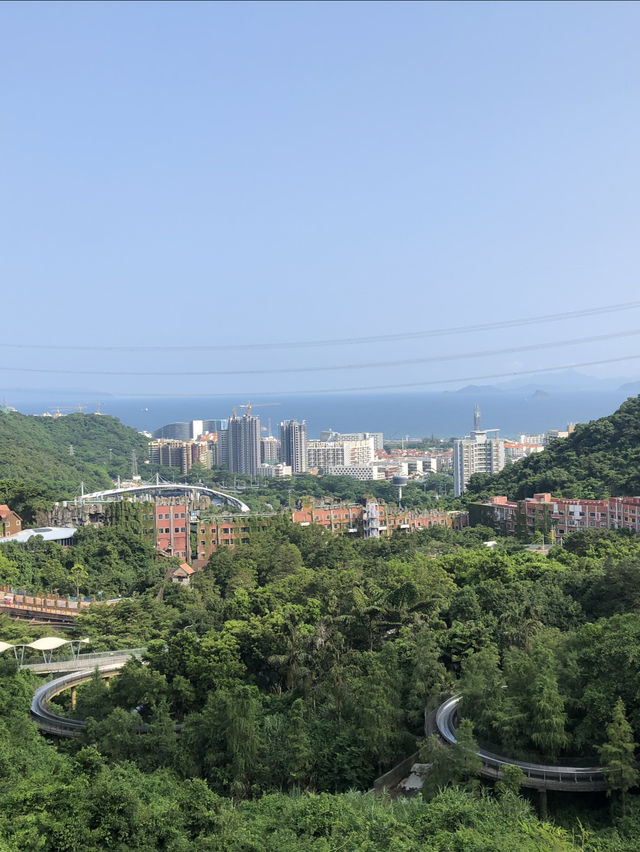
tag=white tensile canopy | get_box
[0,637,91,664]
[27,637,69,651]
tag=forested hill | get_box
[0,411,149,498]
[466,394,640,501]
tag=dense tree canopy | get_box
[0,412,150,499]
[466,394,640,500]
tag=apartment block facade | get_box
[280,420,308,473]
[471,492,640,541]
[260,436,281,464]
[453,430,506,497]
[320,430,384,451]
[193,501,468,561]
[151,502,190,560]
[226,412,261,476]
[148,439,212,474]
[307,438,375,472]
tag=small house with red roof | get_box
[0,506,21,539]
[165,562,195,586]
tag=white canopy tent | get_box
[0,637,90,664]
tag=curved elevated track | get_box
[435,695,609,792]
[79,482,250,513]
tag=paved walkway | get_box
[23,648,143,674]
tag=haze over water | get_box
[11,389,635,441]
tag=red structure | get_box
[474,492,640,541]
[153,503,189,559]
[0,505,22,538]
[193,501,468,561]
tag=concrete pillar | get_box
[70,686,77,710]
[538,789,548,820]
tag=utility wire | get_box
[1,300,639,352]
[59,353,640,398]
[2,328,639,377]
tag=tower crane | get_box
[237,401,281,417]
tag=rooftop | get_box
[0,527,77,545]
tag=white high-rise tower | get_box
[280,420,308,474]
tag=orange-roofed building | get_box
[166,562,195,585]
[0,506,21,539]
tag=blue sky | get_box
[3,1,640,398]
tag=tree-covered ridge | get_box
[4,520,640,845]
[45,524,640,802]
[0,412,149,497]
[0,665,586,852]
[466,393,640,500]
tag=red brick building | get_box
[194,501,468,561]
[0,505,22,538]
[471,492,640,541]
[151,503,189,560]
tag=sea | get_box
[9,388,638,440]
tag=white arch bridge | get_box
[78,482,250,513]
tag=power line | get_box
[58,353,640,398]
[2,328,639,377]
[1,300,639,352]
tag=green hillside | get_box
[466,394,640,500]
[0,411,149,498]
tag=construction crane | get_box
[237,402,281,417]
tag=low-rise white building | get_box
[307,438,375,472]
[326,465,381,481]
[258,463,292,478]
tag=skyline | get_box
[4,2,640,397]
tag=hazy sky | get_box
[3,1,640,398]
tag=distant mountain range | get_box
[454,370,640,395]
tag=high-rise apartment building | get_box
[280,420,308,473]
[260,436,281,464]
[149,440,191,473]
[148,439,212,474]
[453,429,505,497]
[218,429,228,469]
[226,412,261,476]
